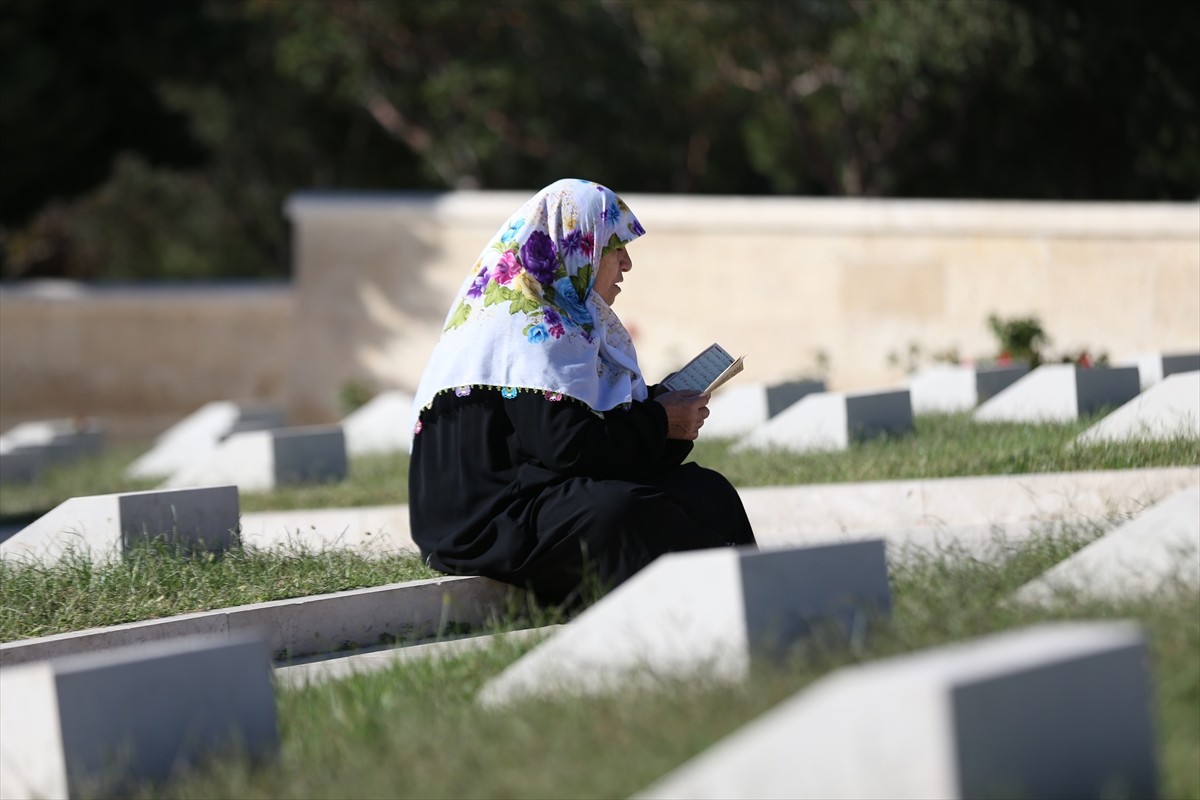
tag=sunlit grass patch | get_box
[0,541,438,642]
[130,533,1199,800]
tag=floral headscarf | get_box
[412,179,648,423]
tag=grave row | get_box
[6,481,1195,797]
[0,418,105,484]
[4,353,1192,490]
[7,465,1196,567]
[713,360,1198,455]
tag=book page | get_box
[663,343,745,393]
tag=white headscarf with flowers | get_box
[411,178,648,425]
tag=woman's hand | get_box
[655,390,710,440]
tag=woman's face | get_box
[594,244,633,305]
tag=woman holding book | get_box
[408,178,756,606]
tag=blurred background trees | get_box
[2,0,1196,281]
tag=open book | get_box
[662,343,746,394]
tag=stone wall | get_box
[1,194,1196,436]
[285,192,1199,423]
[0,283,292,439]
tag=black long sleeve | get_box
[505,391,691,481]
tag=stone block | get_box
[0,419,105,470]
[636,622,1155,800]
[0,486,240,566]
[1013,485,1200,604]
[0,449,44,484]
[127,402,285,480]
[162,425,346,493]
[0,574,520,667]
[1124,351,1200,390]
[740,466,1199,557]
[238,504,415,555]
[974,364,1141,423]
[1075,370,1200,445]
[0,633,278,800]
[341,390,415,456]
[908,363,1030,414]
[703,380,826,439]
[478,542,891,706]
[735,389,913,453]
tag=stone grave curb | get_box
[0,574,522,668]
[275,625,562,690]
[234,466,1200,558]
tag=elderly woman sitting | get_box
[408,178,756,606]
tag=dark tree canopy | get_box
[2,0,1196,280]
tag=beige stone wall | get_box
[2,194,1196,437]
[0,283,293,439]
[286,193,1199,423]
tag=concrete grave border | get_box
[1,575,522,667]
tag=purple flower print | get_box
[561,229,587,255]
[544,307,562,327]
[494,251,521,285]
[548,323,565,339]
[521,231,558,285]
[466,265,488,298]
[630,218,645,236]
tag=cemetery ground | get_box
[1,412,1197,798]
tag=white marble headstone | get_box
[0,633,278,800]
[637,622,1155,800]
[735,389,913,453]
[974,364,1141,423]
[0,485,240,565]
[479,541,891,706]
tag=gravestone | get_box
[1013,485,1200,604]
[0,485,240,565]
[127,402,285,480]
[735,389,913,453]
[0,448,44,484]
[0,633,278,800]
[703,380,826,439]
[973,364,1141,423]
[162,425,347,493]
[0,419,105,477]
[908,363,1029,414]
[1074,370,1200,445]
[1124,351,1200,390]
[342,390,416,456]
[479,541,891,706]
[636,622,1155,800]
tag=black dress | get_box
[408,387,757,605]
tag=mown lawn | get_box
[127,533,1199,800]
[2,414,1196,524]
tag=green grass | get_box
[2,419,1196,797]
[689,413,1200,487]
[2,415,1196,524]
[124,533,1199,800]
[0,543,439,642]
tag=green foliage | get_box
[337,378,375,416]
[3,0,1198,280]
[988,313,1050,367]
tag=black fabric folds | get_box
[408,387,756,605]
